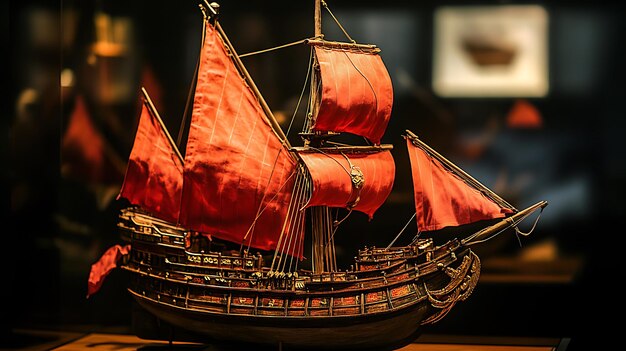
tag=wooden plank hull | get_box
[131,289,428,349]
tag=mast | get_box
[304,0,396,273]
[304,0,323,141]
[309,0,332,273]
[315,0,322,38]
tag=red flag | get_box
[87,244,131,298]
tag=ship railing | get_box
[310,271,352,283]
[357,246,417,261]
[132,269,425,318]
[170,251,262,272]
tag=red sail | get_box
[298,150,395,219]
[313,45,393,144]
[87,244,131,298]
[407,139,513,231]
[118,100,183,223]
[180,23,298,253]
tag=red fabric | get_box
[180,23,299,255]
[298,150,395,219]
[87,244,130,298]
[61,95,124,183]
[407,139,512,231]
[506,99,543,129]
[313,46,393,145]
[118,101,183,223]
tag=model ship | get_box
[88,1,547,349]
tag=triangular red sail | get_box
[407,139,513,231]
[118,100,183,223]
[180,23,298,253]
[298,150,395,219]
[313,45,393,144]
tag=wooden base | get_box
[8,330,562,351]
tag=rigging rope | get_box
[177,16,207,147]
[514,210,543,237]
[285,48,313,139]
[386,212,417,249]
[464,207,544,246]
[513,209,543,247]
[241,45,313,256]
[342,51,379,116]
[239,37,319,58]
[321,0,355,43]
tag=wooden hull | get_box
[118,208,481,349]
[132,290,427,349]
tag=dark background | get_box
[7,0,626,349]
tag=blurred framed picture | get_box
[432,5,548,97]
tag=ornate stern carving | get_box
[421,251,481,325]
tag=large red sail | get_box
[313,45,393,144]
[407,139,513,232]
[180,23,298,253]
[298,150,395,219]
[118,99,183,223]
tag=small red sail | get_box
[298,150,395,219]
[118,100,183,223]
[407,139,513,232]
[313,45,393,144]
[180,23,298,253]
[87,244,131,298]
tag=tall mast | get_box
[309,0,336,274]
[305,0,323,140]
[314,0,322,37]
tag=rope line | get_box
[239,37,319,58]
[322,0,355,43]
[386,212,417,249]
[465,207,544,246]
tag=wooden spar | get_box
[141,87,184,164]
[201,0,219,17]
[314,0,322,37]
[306,39,381,53]
[292,145,393,153]
[214,23,292,150]
[461,201,548,246]
[405,130,516,211]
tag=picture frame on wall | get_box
[432,5,549,98]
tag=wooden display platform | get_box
[7,330,564,351]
